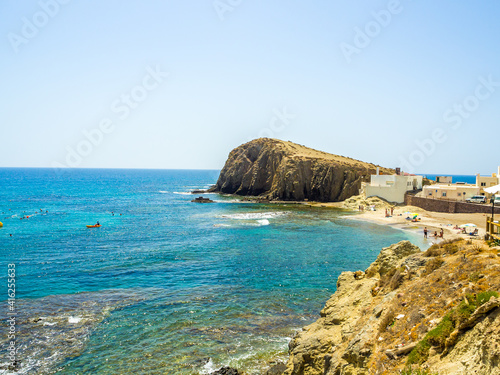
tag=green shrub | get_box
[401,367,439,375]
[407,339,431,365]
[426,315,454,349]
[451,301,476,325]
[407,290,498,366]
[476,290,499,305]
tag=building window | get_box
[458,193,461,196]
[481,182,486,186]
[428,192,432,196]
[442,192,447,197]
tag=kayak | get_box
[86,224,101,228]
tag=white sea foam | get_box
[256,219,270,226]
[173,192,192,195]
[68,316,82,323]
[158,191,169,194]
[220,212,288,220]
[43,321,56,326]
[200,358,216,374]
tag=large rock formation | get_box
[210,138,393,202]
[282,240,500,375]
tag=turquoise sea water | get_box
[0,169,427,374]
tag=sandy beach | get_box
[310,199,491,243]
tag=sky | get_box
[1,0,499,175]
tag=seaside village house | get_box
[420,166,500,201]
[435,176,452,184]
[362,168,423,204]
[476,166,500,196]
[422,183,479,201]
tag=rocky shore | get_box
[280,239,500,375]
[207,238,500,375]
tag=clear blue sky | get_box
[1,0,499,175]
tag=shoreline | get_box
[343,205,488,241]
[211,192,488,242]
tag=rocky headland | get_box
[209,138,393,202]
[281,239,500,375]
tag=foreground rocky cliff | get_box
[283,239,500,375]
[209,139,393,202]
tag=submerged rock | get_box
[210,366,240,375]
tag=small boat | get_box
[86,224,102,228]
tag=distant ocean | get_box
[422,174,476,184]
[0,168,428,374]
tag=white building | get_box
[364,170,423,204]
[435,176,452,184]
[422,183,479,201]
[476,166,500,196]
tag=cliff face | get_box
[210,138,393,202]
[283,240,500,375]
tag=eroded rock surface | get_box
[210,138,393,202]
[282,240,500,375]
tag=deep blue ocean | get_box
[0,168,427,374]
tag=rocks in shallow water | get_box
[210,366,240,375]
[191,189,207,194]
[265,362,287,375]
[191,196,214,203]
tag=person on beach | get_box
[439,228,444,238]
[391,207,394,216]
[424,227,428,238]
[433,231,438,238]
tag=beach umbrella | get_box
[484,184,500,194]
[459,223,477,228]
[403,211,418,216]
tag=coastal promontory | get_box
[209,138,393,202]
[282,239,500,375]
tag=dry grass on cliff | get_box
[369,239,500,374]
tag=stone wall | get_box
[405,193,500,214]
